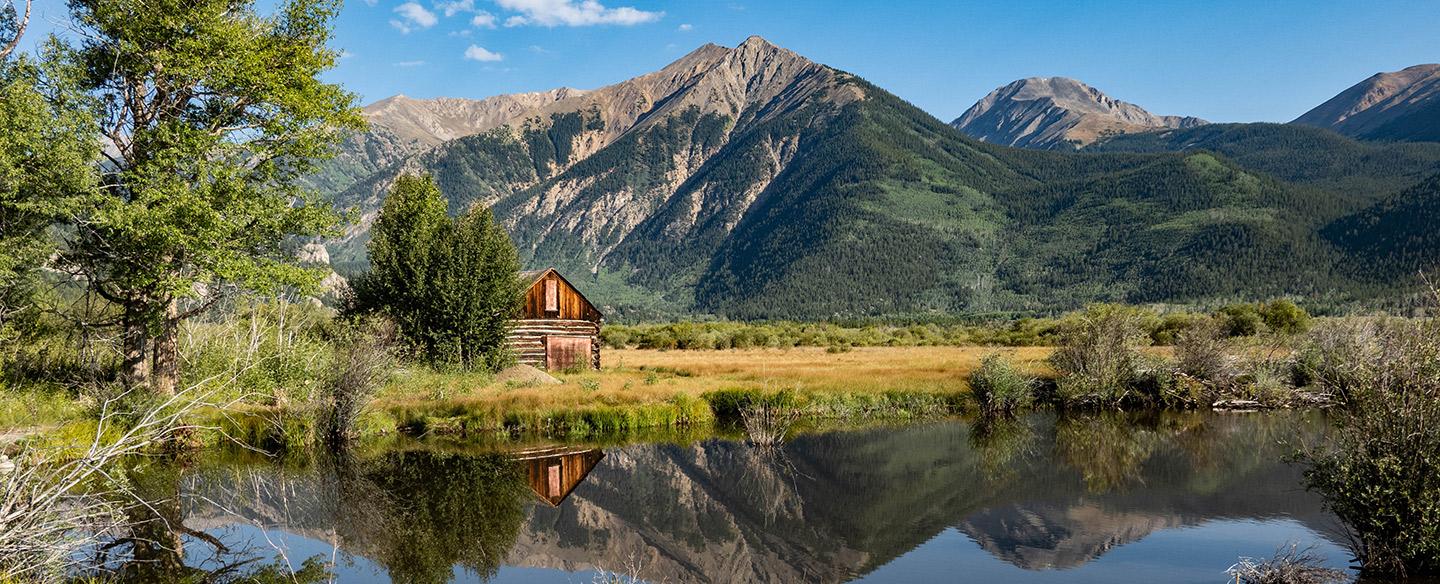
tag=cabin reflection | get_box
[511,446,605,506]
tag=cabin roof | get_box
[520,267,603,320]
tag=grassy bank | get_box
[361,347,1054,439]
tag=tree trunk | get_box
[152,298,180,396]
[121,306,149,391]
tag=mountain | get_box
[1292,64,1440,142]
[306,88,585,195]
[314,38,1439,319]
[949,77,1207,150]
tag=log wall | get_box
[505,319,601,370]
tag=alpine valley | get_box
[314,37,1440,320]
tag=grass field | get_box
[368,347,1057,437]
[3,347,1061,446]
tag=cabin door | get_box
[545,335,592,370]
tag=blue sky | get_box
[20,0,1440,122]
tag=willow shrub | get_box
[1049,304,1153,408]
[1298,314,1440,577]
[969,354,1033,415]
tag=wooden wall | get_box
[506,319,601,370]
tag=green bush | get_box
[968,354,1033,415]
[1298,311,1440,577]
[1048,304,1151,408]
[1261,299,1311,335]
[1217,303,1268,337]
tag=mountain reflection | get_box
[140,411,1337,583]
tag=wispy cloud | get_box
[471,11,498,28]
[464,45,504,62]
[528,44,553,54]
[449,29,473,37]
[497,0,663,27]
[435,0,473,17]
[338,50,356,60]
[394,60,428,67]
[677,23,692,31]
[391,2,438,33]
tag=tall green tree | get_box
[0,42,97,344]
[55,0,363,393]
[350,175,523,370]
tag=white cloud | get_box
[391,2,438,33]
[495,0,663,27]
[449,29,472,36]
[464,45,504,62]
[677,23,692,31]
[471,11,497,28]
[435,0,473,16]
[338,50,356,60]
[394,60,428,67]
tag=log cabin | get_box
[505,268,603,370]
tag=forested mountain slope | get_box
[316,38,1440,319]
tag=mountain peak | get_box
[1291,63,1440,141]
[951,77,1206,149]
[738,35,777,49]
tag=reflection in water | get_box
[110,412,1345,583]
[513,446,605,507]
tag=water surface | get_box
[112,411,1351,583]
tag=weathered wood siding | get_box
[506,268,604,371]
[505,319,601,370]
[521,271,603,321]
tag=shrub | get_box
[1049,304,1151,408]
[1148,312,1201,345]
[968,354,1032,415]
[739,390,799,447]
[316,317,397,446]
[702,388,765,419]
[1298,295,1440,576]
[1261,299,1311,335]
[1174,318,1236,387]
[1217,303,1268,337]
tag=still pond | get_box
[109,411,1352,583]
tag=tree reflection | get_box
[969,415,1038,482]
[97,460,334,584]
[355,451,529,584]
[1053,413,1161,493]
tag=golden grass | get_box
[375,346,1055,416]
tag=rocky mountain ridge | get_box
[950,76,1206,149]
[1292,63,1440,141]
[310,38,1440,319]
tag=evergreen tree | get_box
[350,175,522,370]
